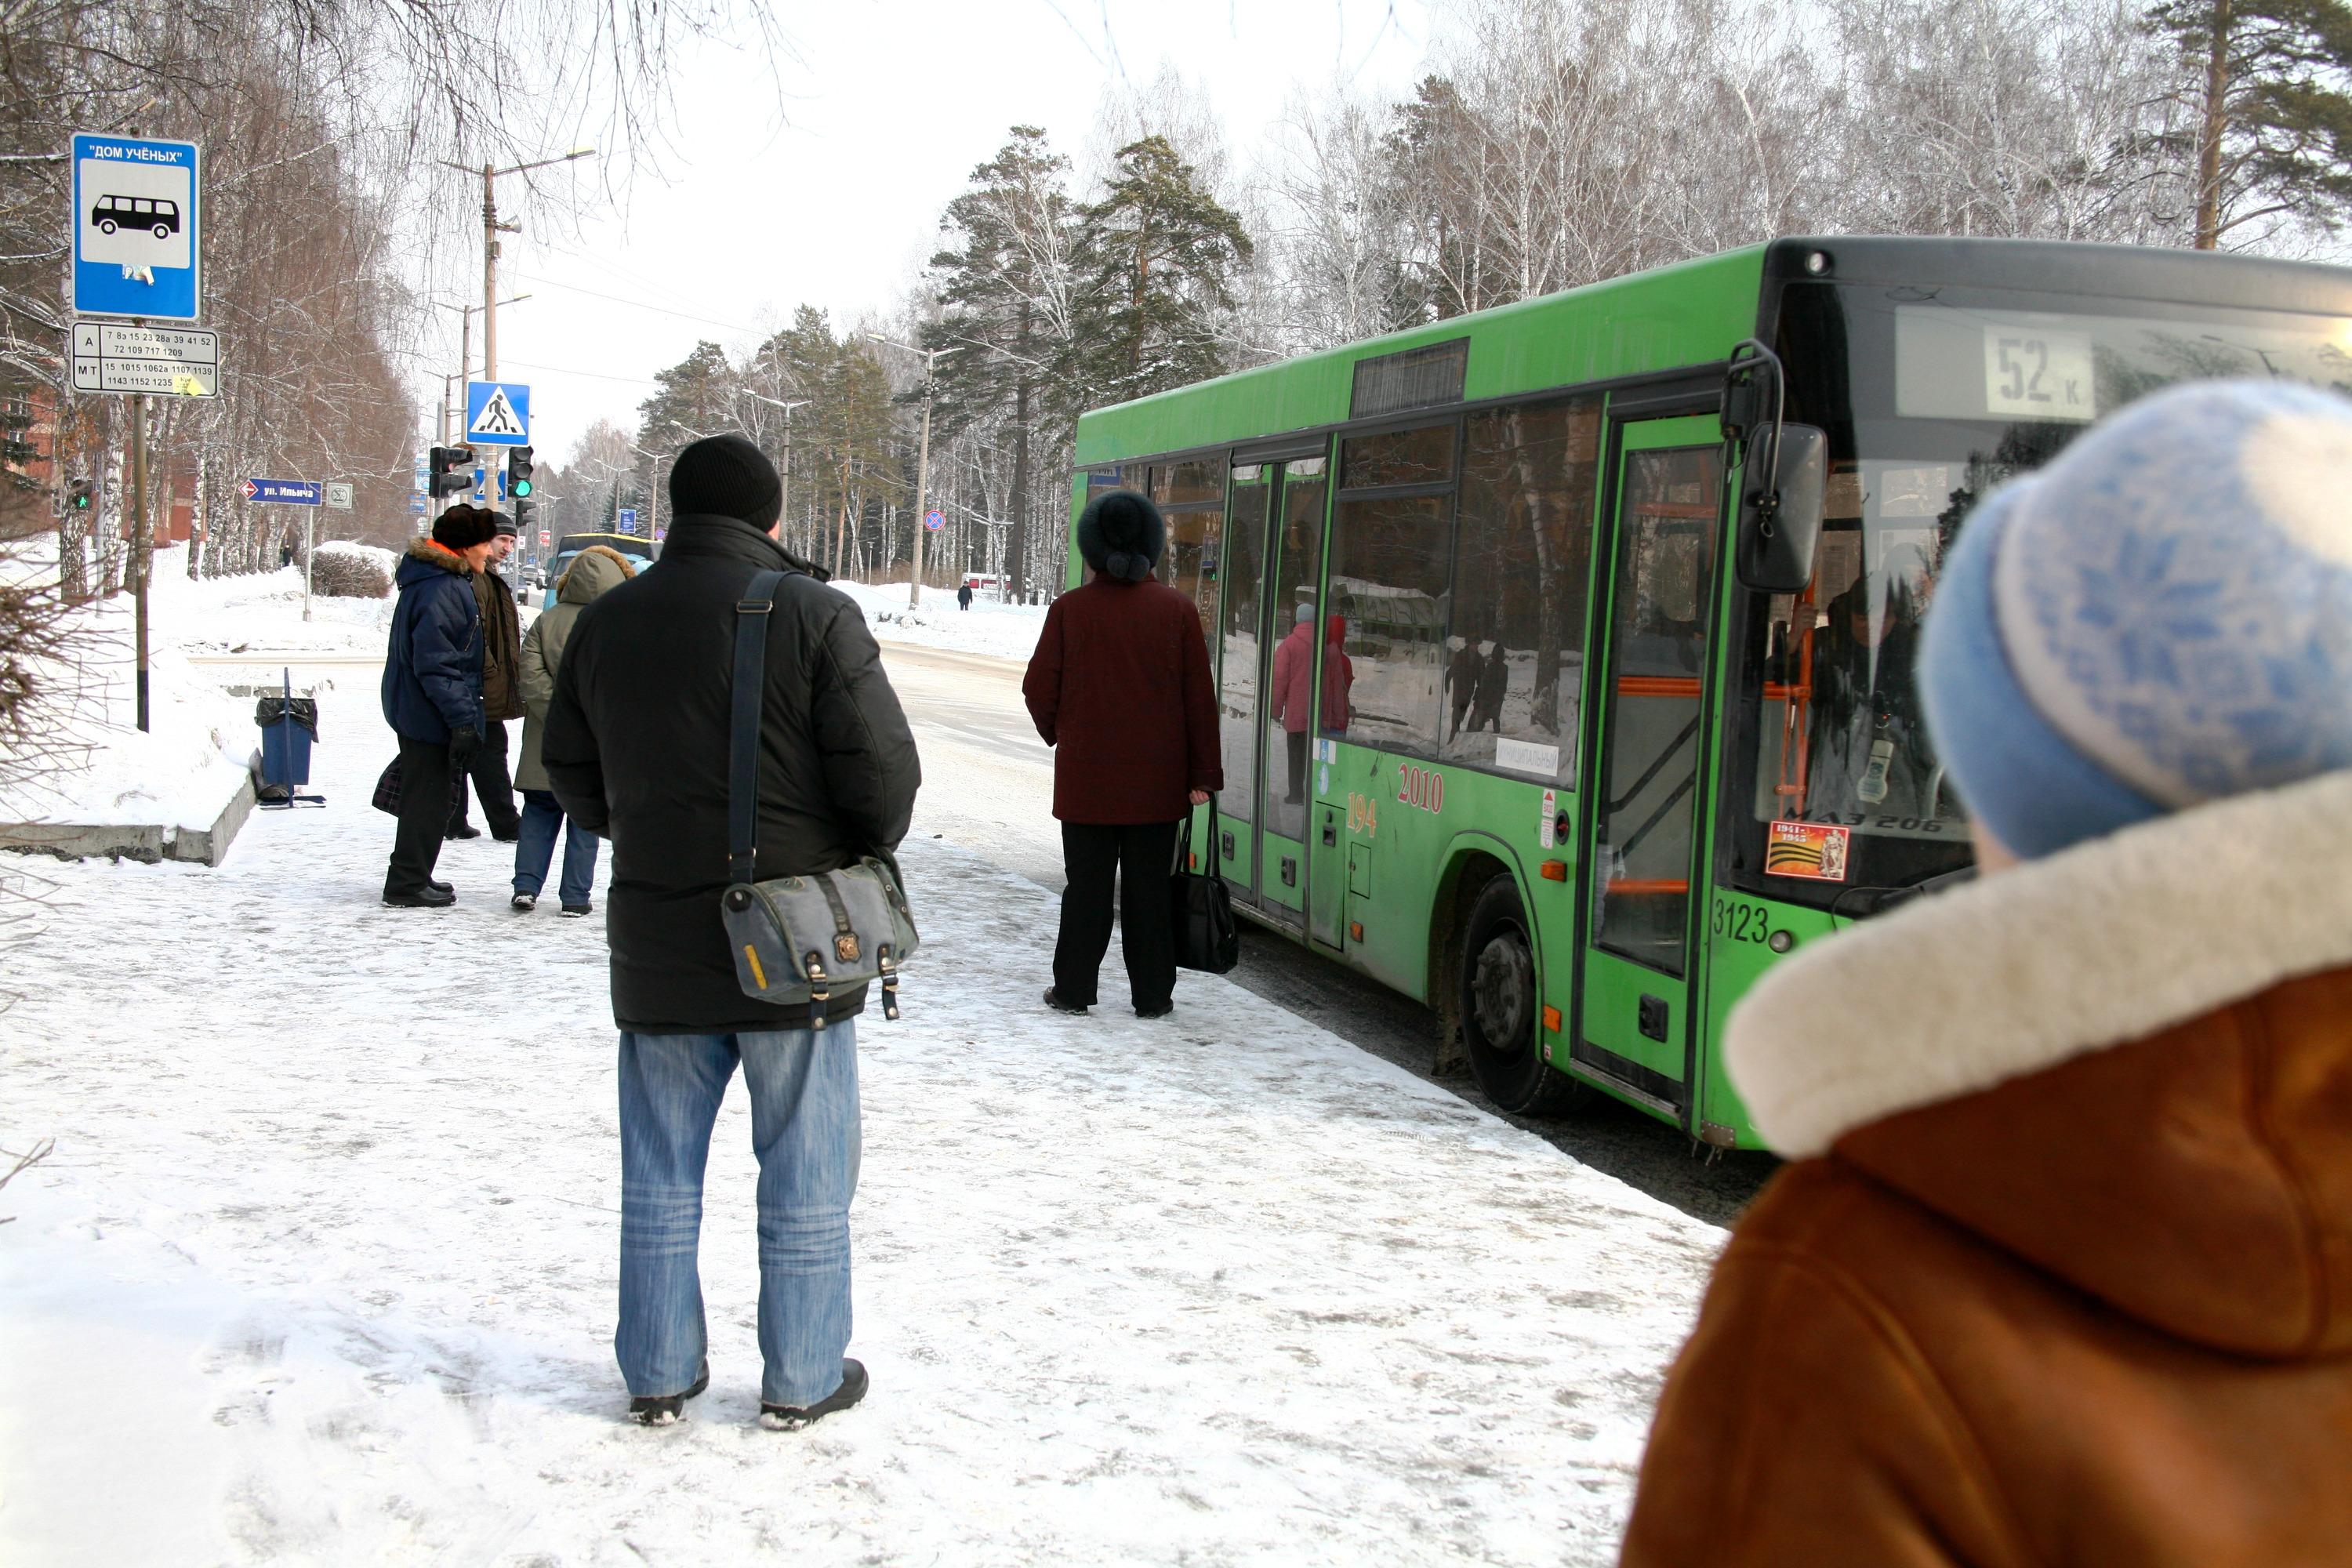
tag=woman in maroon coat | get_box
[1022,490,1221,1018]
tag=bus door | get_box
[1214,456,1329,924]
[1575,416,1725,1117]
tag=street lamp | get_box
[437,146,595,381]
[631,427,706,543]
[862,332,946,609]
[746,393,808,552]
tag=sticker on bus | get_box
[1540,789,1557,848]
[1766,819,1851,882]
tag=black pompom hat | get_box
[1076,489,1166,583]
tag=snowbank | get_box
[0,540,398,832]
[833,579,1048,664]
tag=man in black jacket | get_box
[542,434,920,1432]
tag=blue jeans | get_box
[512,789,597,904]
[615,1023,861,1407]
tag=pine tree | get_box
[2147,0,2352,246]
[927,126,1080,604]
[1069,136,1253,409]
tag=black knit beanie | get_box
[430,504,498,550]
[670,434,782,531]
[1076,489,1166,583]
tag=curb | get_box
[0,755,261,869]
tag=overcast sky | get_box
[434,0,1439,469]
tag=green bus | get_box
[1069,236,2352,1149]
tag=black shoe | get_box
[628,1360,710,1427]
[383,885,456,908]
[445,823,482,840]
[511,892,536,912]
[1135,1001,1174,1019]
[491,825,521,843]
[430,879,453,894]
[759,1359,867,1431]
[561,902,592,918]
[1043,987,1087,1014]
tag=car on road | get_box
[539,532,655,607]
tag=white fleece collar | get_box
[1728,770,2352,1158]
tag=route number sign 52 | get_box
[1982,328,2095,423]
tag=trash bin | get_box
[255,673,319,802]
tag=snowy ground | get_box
[0,664,1728,1564]
[830,579,1048,663]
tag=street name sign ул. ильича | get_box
[69,321,218,397]
[242,477,321,506]
[71,132,201,322]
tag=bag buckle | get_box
[805,953,829,1029]
[737,597,774,617]
[878,945,899,1022]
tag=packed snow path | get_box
[2,685,1726,1566]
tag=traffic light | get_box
[506,446,536,530]
[428,445,475,499]
[67,475,93,514]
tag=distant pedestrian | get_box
[1269,601,1317,802]
[379,505,494,908]
[448,517,524,842]
[957,580,974,612]
[278,543,292,570]
[542,434,920,1431]
[1620,380,2352,1566]
[510,544,634,915]
[1023,488,1220,1018]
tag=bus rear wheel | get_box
[1457,875,1584,1116]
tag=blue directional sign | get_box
[71,132,201,321]
[465,380,531,447]
[617,507,639,534]
[242,477,320,506]
[410,495,426,514]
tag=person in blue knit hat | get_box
[1620,379,2352,1566]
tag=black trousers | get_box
[1285,730,1308,803]
[1054,820,1181,1011]
[448,719,519,836]
[387,735,454,896]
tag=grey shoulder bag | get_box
[719,568,920,1025]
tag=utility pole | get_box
[863,335,945,608]
[439,146,593,386]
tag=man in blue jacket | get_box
[382,505,497,906]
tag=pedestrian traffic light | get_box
[428,445,475,499]
[67,475,93,514]
[505,445,533,499]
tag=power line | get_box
[492,357,662,387]
[513,273,764,336]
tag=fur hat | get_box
[670,434,782,531]
[1077,489,1165,583]
[1918,379,2352,861]
[430,504,498,550]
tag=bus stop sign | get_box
[71,132,201,321]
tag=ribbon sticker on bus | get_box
[1766,819,1850,882]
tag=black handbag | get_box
[370,753,469,816]
[1170,802,1240,974]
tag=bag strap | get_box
[728,568,791,887]
[1174,793,1222,877]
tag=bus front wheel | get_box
[1458,875,1584,1115]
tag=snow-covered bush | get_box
[309,541,396,599]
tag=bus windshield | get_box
[1744,280,2352,902]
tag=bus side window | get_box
[1443,395,1600,788]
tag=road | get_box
[878,641,1775,1226]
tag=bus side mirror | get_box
[1734,423,1827,595]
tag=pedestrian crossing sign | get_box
[465,380,531,447]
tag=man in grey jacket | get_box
[543,434,920,1431]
